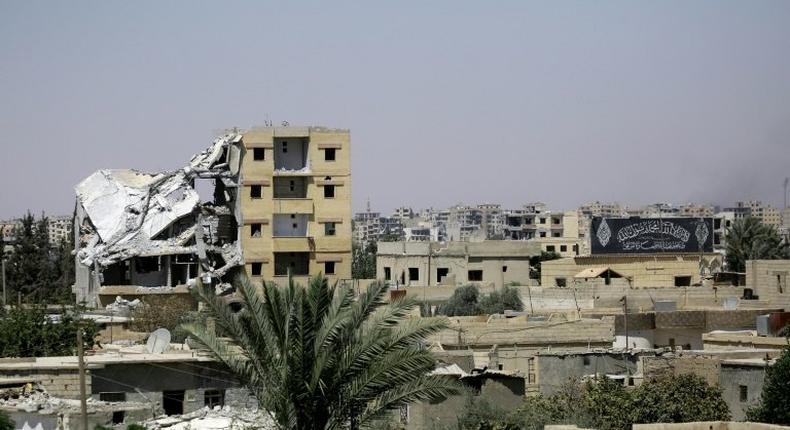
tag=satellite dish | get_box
[146,328,171,354]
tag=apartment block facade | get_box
[239,127,352,283]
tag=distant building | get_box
[724,201,781,227]
[376,240,541,288]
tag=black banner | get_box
[590,217,713,254]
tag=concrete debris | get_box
[143,406,276,430]
[74,133,246,306]
[0,385,146,416]
[105,296,142,312]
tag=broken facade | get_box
[73,133,245,306]
[74,126,353,307]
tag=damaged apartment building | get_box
[74,126,352,307]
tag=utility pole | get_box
[77,328,89,430]
[622,295,629,351]
[784,177,789,210]
[1,257,6,307]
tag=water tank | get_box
[756,315,770,336]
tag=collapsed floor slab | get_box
[73,133,244,307]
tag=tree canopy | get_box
[3,212,74,304]
[183,274,460,429]
[438,284,523,316]
[455,374,729,430]
[725,217,788,273]
[747,347,790,425]
[0,306,97,358]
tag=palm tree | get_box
[183,274,460,429]
[725,217,788,273]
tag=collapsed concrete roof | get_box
[74,133,244,303]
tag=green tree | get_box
[478,286,523,315]
[630,374,730,424]
[0,410,13,430]
[530,251,562,282]
[438,285,523,316]
[4,212,73,304]
[746,347,790,424]
[458,374,729,430]
[438,285,482,316]
[183,274,460,429]
[0,306,97,357]
[725,217,788,273]
[352,240,377,279]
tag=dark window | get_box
[204,389,225,408]
[282,141,288,153]
[539,217,547,224]
[163,390,185,416]
[289,180,295,192]
[502,266,508,273]
[250,223,262,237]
[739,385,748,402]
[325,261,336,275]
[437,267,449,282]
[325,222,336,236]
[468,270,483,281]
[552,231,561,238]
[553,218,560,225]
[539,232,547,238]
[251,262,262,276]
[325,148,336,161]
[674,276,692,287]
[100,393,127,423]
[583,356,591,366]
[669,338,676,347]
[100,392,126,402]
[556,278,567,287]
[253,148,265,161]
[324,185,335,198]
[250,185,262,199]
[384,267,391,280]
[560,245,567,252]
[408,267,419,281]
[546,245,556,252]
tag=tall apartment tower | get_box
[239,126,352,283]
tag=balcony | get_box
[273,237,314,253]
[272,199,314,214]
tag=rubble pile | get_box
[143,406,276,430]
[74,132,247,305]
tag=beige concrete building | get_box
[239,127,352,284]
[377,241,541,288]
[541,254,723,288]
[745,259,790,310]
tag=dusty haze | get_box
[1,1,789,218]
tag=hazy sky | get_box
[1,1,789,219]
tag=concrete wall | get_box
[542,255,722,289]
[535,353,642,396]
[746,260,790,311]
[406,376,526,430]
[720,365,766,421]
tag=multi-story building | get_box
[240,126,352,283]
[478,203,505,239]
[48,215,73,246]
[724,201,781,227]
[352,211,381,244]
[578,201,625,218]
[72,127,352,307]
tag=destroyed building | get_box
[73,126,352,307]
